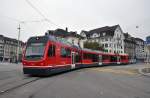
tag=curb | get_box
[139,67,150,77]
[0,62,22,65]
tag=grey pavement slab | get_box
[0,63,150,98]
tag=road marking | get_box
[90,68,138,75]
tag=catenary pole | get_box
[17,24,21,63]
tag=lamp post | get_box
[135,25,139,62]
[16,24,21,63]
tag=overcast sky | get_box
[0,0,150,42]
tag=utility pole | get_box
[17,24,21,63]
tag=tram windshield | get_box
[25,43,45,60]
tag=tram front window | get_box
[25,43,45,60]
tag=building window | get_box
[114,44,116,48]
[102,44,104,47]
[102,38,104,42]
[117,34,119,38]
[109,44,111,47]
[121,46,122,49]
[109,50,111,53]
[72,39,74,45]
[96,39,99,42]
[105,49,108,52]
[105,38,108,41]
[105,44,108,48]
[103,32,106,36]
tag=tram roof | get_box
[27,35,81,49]
[47,35,81,49]
[82,48,102,53]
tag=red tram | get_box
[22,35,129,75]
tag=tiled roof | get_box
[47,29,84,39]
[134,37,144,42]
[0,34,24,44]
[84,25,119,37]
[124,33,131,39]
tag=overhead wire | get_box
[25,0,61,28]
[0,14,20,22]
[0,14,48,24]
[0,14,48,37]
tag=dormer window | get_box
[81,33,86,37]
[93,33,98,38]
[103,32,106,36]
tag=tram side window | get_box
[121,56,127,60]
[75,52,81,63]
[48,45,55,57]
[66,48,71,58]
[83,53,88,59]
[61,48,71,58]
[83,53,92,60]
[92,54,99,62]
[110,56,117,62]
[102,55,108,60]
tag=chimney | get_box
[66,27,68,32]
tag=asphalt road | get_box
[0,63,150,98]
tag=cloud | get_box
[0,0,150,41]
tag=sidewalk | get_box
[138,63,150,76]
[0,62,22,65]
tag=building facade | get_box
[146,36,150,45]
[0,35,24,62]
[144,36,150,63]
[0,35,4,61]
[80,25,125,54]
[134,38,145,62]
[46,28,85,48]
[124,33,136,63]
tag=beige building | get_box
[144,45,150,63]
[124,33,136,63]
[0,35,24,62]
[144,36,150,63]
[134,38,145,62]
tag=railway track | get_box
[0,77,41,95]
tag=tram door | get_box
[99,55,102,65]
[117,56,121,64]
[71,52,75,69]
